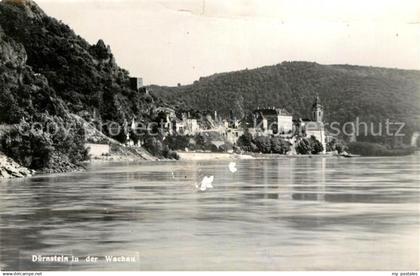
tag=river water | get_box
[0,155,419,271]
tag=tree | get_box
[309,135,324,154]
[143,136,164,156]
[0,90,25,124]
[295,138,311,154]
[164,135,191,150]
[335,142,346,154]
[237,131,254,152]
[327,139,347,153]
[0,116,88,170]
[271,136,291,154]
[143,135,179,159]
[254,135,272,153]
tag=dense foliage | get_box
[163,133,235,153]
[237,133,291,154]
[143,135,179,160]
[163,135,192,151]
[326,139,347,154]
[295,136,324,155]
[0,115,89,170]
[237,132,257,152]
[0,0,162,138]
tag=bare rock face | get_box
[0,151,33,179]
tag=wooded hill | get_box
[151,62,420,142]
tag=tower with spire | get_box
[311,95,324,123]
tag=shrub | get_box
[295,136,324,155]
[271,136,291,154]
[0,116,89,170]
[143,136,164,156]
[161,144,180,160]
[163,135,191,150]
[165,150,180,160]
[295,138,311,154]
[193,133,205,150]
[0,90,26,124]
[193,133,224,151]
[335,143,346,154]
[327,139,347,153]
[144,136,180,159]
[309,135,324,154]
[237,132,255,152]
[219,142,234,152]
[254,136,272,153]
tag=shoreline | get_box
[176,151,350,161]
[177,152,254,161]
[1,150,417,180]
[0,152,34,179]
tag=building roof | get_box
[312,95,322,108]
[155,107,175,113]
[253,108,292,117]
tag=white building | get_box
[252,107,293,136]
[303,96,326,153]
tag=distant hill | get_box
[151,62,420,141]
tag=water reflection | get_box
[0,155,419,270]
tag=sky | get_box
[36,0,420,86]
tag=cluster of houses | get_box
[124,77,333,154]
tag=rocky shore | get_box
[0,151,33,179]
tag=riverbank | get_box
[176,151,347,161]
[177,152,254,161]
[85,143,158,163]
[0,151,33,179]
[2,148,417,180]
[347,142,416,157]
[248,152,344,159]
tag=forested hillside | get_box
[151,62,420,141]
[0,0,162,172]
[0,0,162,128]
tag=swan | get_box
[228,162,237,173]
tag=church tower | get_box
[311,95,323,123]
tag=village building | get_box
[85,143,110,158]
[252,107,294,136]
[300,96,327,153]
[150,107,177,135]
[225,128,244,145]
[174,112,200,135]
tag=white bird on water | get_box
[228,162,237,173]
[196,175,214,191]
